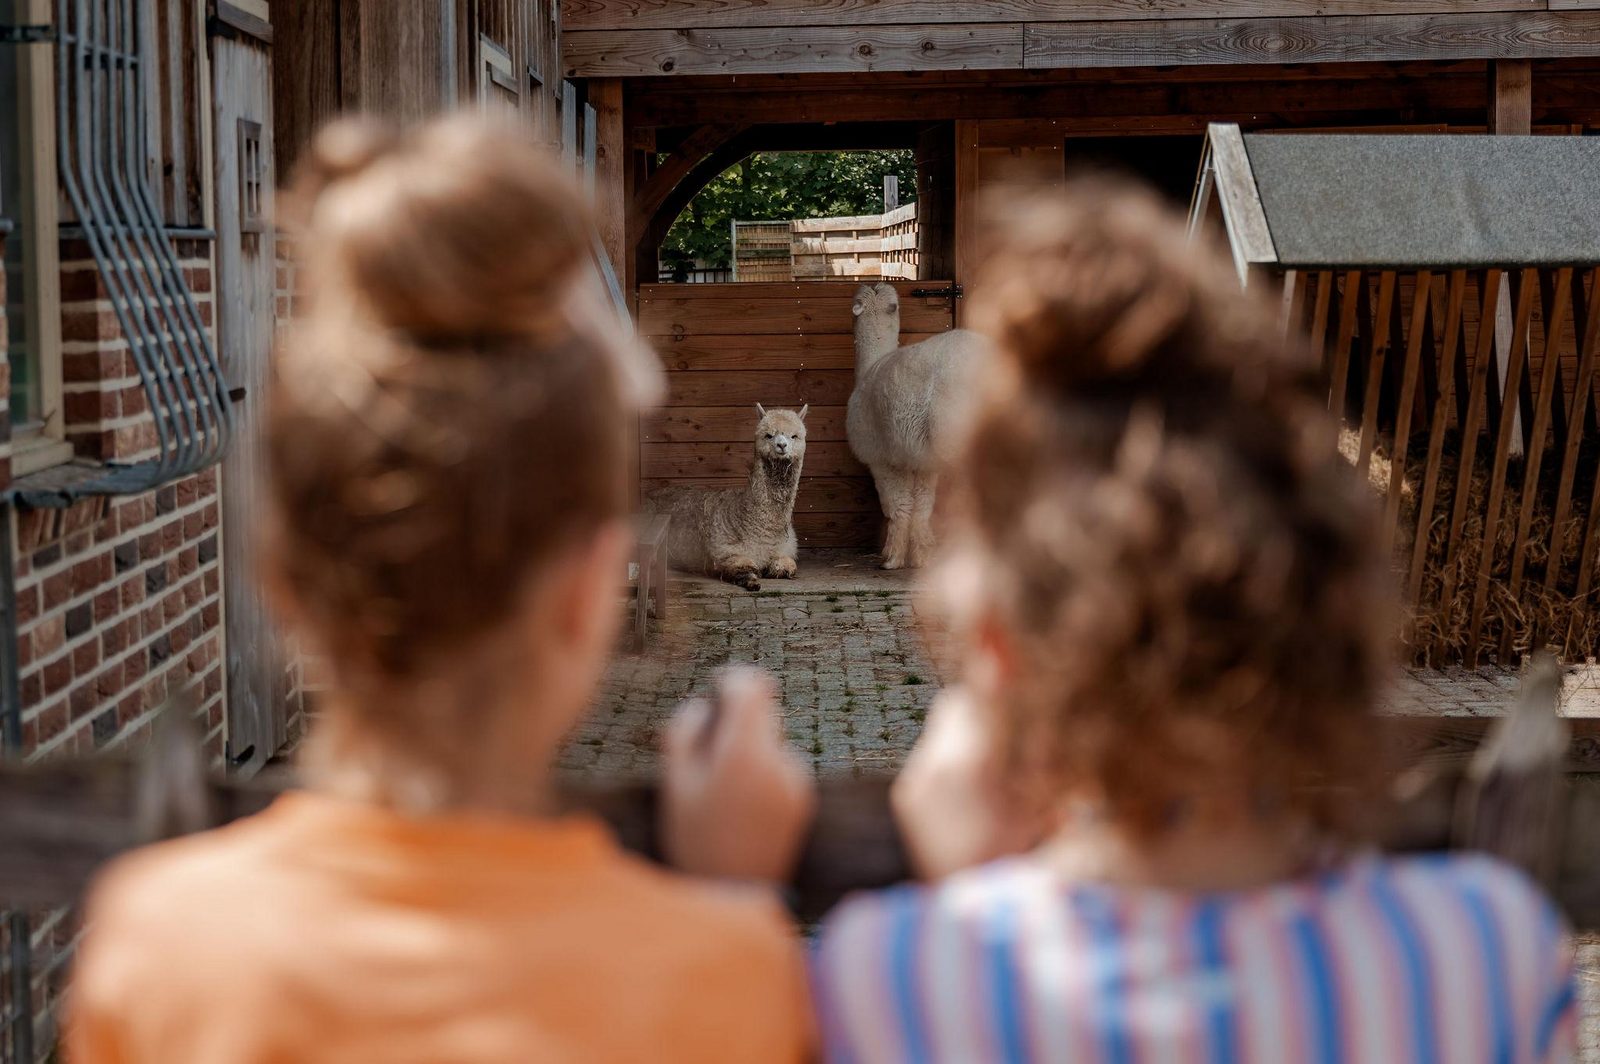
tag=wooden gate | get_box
[637,280,957,549]
[212,30,283,771]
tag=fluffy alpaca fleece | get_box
[848,282,988,569]
[646,405,808,591]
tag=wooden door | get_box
[637,280,958,548]
[213,33,283,773]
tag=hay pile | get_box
[1338,427,1600,665]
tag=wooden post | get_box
[1490,60,1532,455]
[589,78,626,288]
[1489,60,1532,135]
[952,119,980,326]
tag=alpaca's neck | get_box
[747,457,801,515]
[854,316,900,376]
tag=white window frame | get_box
[6,0,70,476]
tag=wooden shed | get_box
[557,2,1600,550]
[1194,124,1600,664]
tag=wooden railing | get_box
[732,202,919,282]
[1287,267,1600,667]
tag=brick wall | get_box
[9,236,226,763]
[0,234,229,1062]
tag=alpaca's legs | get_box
[876,466,913,570]
[907,471,938,568]
[715,552,762,592]
[764,526,799,578]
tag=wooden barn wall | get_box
[637,281,957,548]
[273,0,565,183]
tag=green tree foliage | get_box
[662,150,916,269]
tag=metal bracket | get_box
[0,24,54,44]
[911,283,964,300]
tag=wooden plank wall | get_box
[563,2,1600,78]
[637,280,956,548]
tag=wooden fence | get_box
[732,202,919,283]
[1290,266,1600,665]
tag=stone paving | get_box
[560,552,942,779]
[565,548,1600,1058]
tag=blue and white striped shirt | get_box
[811,852,1576,1063]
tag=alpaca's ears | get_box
[798,404,809,421]
[755,403,767,418]
[851,301,864,317]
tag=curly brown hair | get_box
[954,179,1396,842]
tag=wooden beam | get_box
[589,79,627,284]
[566,24,1024,77]
[1206,123,1277,285]
[952,119,979,328]
[1025,13,1600,71]
[562,1,1547,32]
[628,123,744,241]
[1489,58,1533,133]
[624,63,1600,130]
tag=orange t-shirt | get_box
[67,791,812,1064]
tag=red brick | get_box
[101,618,130,657]
[16,509,56,552]
[60,306,121,342]
[203,569,219,596]
[95,663,124,699]
[35,701,68,745]
[13,584,39,625]
[71,640,100,677]
[63,388,118,424]
[19,671,41,709]
[203,666,222,699]
[118,385,149,416]
[62,499,103,536]
[117,691,142,726]
[175,477,199,507]
[41,654,71,697]
[177,545,199,578]
[119,574,145,610]
[62,349,130,383]
[68,680,98,721]
[201,601,220,629]
[57,267,107,301]
[42,570,71,609]
[32,614,65,659]
[122,647,148,683]
[160,519,181,552]
[70,552,112,595]
[93,588,118,622]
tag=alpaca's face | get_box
[753,405,808,465]
[851,282,899,323]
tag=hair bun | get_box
[973,183,1216,396]
[293,115,592,343]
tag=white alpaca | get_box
[847,282,988,569]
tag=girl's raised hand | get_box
[661,667,817,883]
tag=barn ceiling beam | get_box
[562,1,1551,33]
[566,11,1600,79]
[625,67,1600,130]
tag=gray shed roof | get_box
[1236,133,1600,270]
